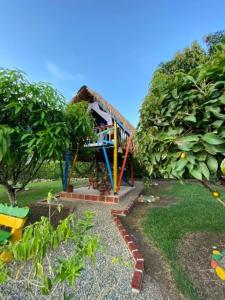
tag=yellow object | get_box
[215,266,225,280]
[213,250,221,255]
[213,191,220,198]
[0,213,27,262]
[113,121,118,193]
[180,152,186,159]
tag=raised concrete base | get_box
[59,185,135,204]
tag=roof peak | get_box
[71,86,135,134]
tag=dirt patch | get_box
[121,201,185,300]
[26,203,74,228]
[178,232,225,300]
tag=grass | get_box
[142,181,225,300]
[0,179,88,206]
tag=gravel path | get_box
[0,183,164,300]
[65,182,164,300]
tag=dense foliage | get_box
[0,69,95,204]
[159,42,207,75]
[0,69,69,204]
[136,43,225,180]
[65,103,95,187]
[65,102,95,153]
[205,30,225,55]
[0,210,100,297]
[36,161,94,180]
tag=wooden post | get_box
[102,147,114,191]
[113,121,118,194]
[63,151,71,191]
[68,151,78,186]
[117,137,132,192]
[130,158,134,187]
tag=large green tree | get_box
[64,101,96,187]
[0,69,69,204]
[0,69,96,205]
[136,43,225,180]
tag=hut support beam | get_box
[63,151,71,191]
[117,137,132,192]
[130,158,134,187]
[113,122,118,194]
[102,147,114,191]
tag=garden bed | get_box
[26,203,75,227]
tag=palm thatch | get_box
[71,86,135,135]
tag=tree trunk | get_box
[59,159,64,189]
[3,185,17,206]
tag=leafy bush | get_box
[136,43,225,180]
[159,42,207,75]
[35,161,93,180]
[0,211,100,297]
[35,161,62,180]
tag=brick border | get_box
[111,196,144,293]
[59,187,135,205]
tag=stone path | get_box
[65,182,164,300]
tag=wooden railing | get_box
[85,123,132,152]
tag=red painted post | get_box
[130,158,134,187]
[117,137,132,192]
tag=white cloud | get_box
[46,61,84,81]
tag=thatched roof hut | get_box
[71,86,134,135]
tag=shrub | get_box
[0,211,100,298]
[136,43,225,180]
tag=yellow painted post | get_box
[113,121,118,194]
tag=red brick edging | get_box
[111,199,144,293]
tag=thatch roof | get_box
[71,86,135,135]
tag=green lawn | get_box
[0,179,88,206]
[142,181,225,300]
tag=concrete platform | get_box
[59,185,136,204]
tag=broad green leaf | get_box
[212,120,223,128]
[202,133,224,145]
[221,158,225,175]
[176,135,199,143]
[175,159,188,171]
[199,162,210,180]
[207,155,218,173]
[204,143,218,155]
[197,152,207,161]
[190,168,202,180]
[187,153,196,164]
[183,114,196,122]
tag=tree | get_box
[65,102,96,187]
[205,30,225,55]
[159,42,207,75]
[135,43,225,181]
[0,69,69,205]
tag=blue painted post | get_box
[102,147,114,191]
[63,151,71,191]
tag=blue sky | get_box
[0,1,224,126]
